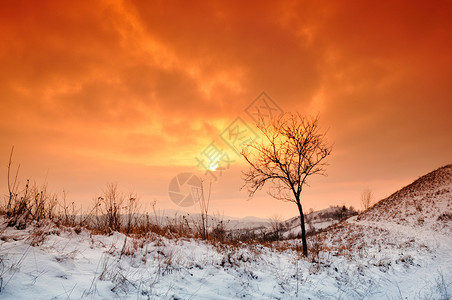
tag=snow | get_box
[1,214,450,299]
[0,165,451,299]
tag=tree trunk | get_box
[296,200,308,256]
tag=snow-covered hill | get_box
[312,164,452,298]
[356,164,452,233]
[0,165,451,299]
[223,206,358,241]
[281,205,358,238]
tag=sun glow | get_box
[208,161,219,171]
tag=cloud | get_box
[1,0,451,216]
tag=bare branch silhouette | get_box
[241,113,332,256]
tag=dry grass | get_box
[1,175,385,271]
[1,148,367,263]
[1,148,335,261]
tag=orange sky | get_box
[1,0,451,218]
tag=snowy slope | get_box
[356,164,452,233]
[313,164,452,298]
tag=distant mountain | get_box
[225,205,358,241]
[134,209,270,232]
[148,207,358,234]
[283,206,358,237]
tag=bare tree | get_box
[241,113,332,256]
[361,188,373,210]
[268,214,285,240]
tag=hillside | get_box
[310,164,452,298]
[356,164,452,233]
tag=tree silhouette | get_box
[241,113,332,256]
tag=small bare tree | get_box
[361,188,373,210]
[241,113,331,256]
[268,214,285,240]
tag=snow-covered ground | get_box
[0,165,451,299]
[0,216,450,299]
